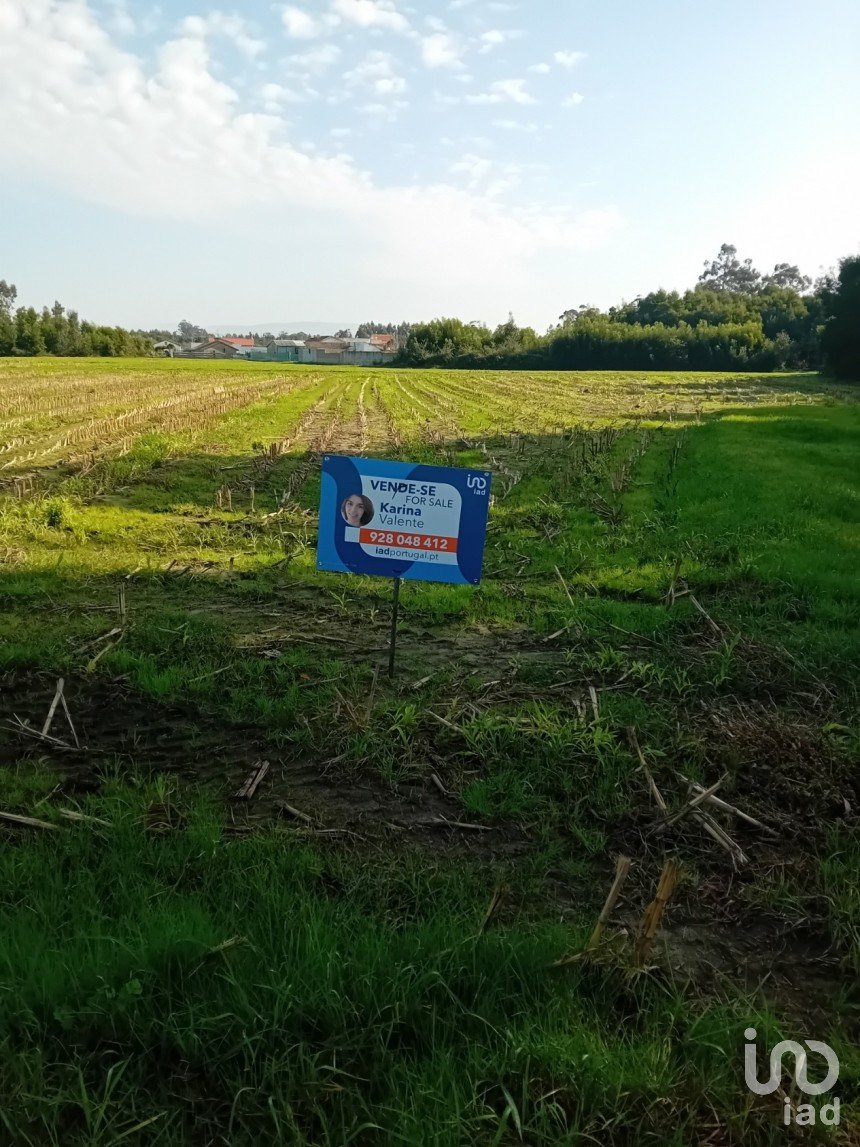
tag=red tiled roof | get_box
[369,334,395,346]
[219,337,255,346]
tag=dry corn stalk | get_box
[635,857,680,966]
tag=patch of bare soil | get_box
[228,589,578,676]
[0,670,526,857]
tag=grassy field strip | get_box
[430,370,675,430]
[0,374,322,480]
[361,377,398,452]
[0,378,213,440]
[376,375,435,442]
[370,378,407,450]
[0,379,287,473]
[393,373,439,417]
[417,371,528,433]
[424,368,835,430]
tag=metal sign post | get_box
[388,576,401,678]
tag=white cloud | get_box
[492,118,539,133]
[281,7,319,39]
[0,0,621,296]
[287,43,341,73]
[260,80,318,109]
[554,50,586,68]
[562,91,584,107]
[450,153,546,199]
[478,29,521,53]
[376,77,405,95]
[344,50,407,97]
[358,100,408,123]
[105,0,136,36]
[450,152,492,189]
[181,13,265,60]
[527,62,550,74]
[329,0,411,34]
[421,31,462,69]
[467,78,536,105]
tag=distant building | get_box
[153,340,180,357]
[304,336,379,356]
[369,333,396,351]
[267,339,305,362]
[233,336,398,367]
[220,337,255,348]
[182,338,242,359]
[305,336,346,352]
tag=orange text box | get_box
[360,528,459,554]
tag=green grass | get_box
[3,769,852,1147]
[0,360,857,1143]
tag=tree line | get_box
[2,250,856,376]
[0,282,153,358]
[397,247,860,379]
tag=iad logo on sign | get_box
[744,1027,840,1127]
[317,455,492,585]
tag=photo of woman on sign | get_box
[341,493,374,527]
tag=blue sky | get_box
[1,0,858,332]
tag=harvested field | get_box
[0,358,857,1145]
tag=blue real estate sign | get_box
[317,455,492,585]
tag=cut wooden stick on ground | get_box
[626,726,668,812]
[58,690,80,748]
[664,557,682,606]
[432,815,491,832]
[56,809,111,827]
[657,774,728,831]
[693,810,748,867]
[586,854,632,952]
[428,772,449,797]
[664,562,722,634]
[688,592,722,635]
[427,710,464,735]
[635,856,681,966]
[4,717,76,752]
[74,627,123,655]
[279,802,314,825]
[234,760,270,800]
[553,854,633,966]
[675,772,777,836]
[0,810,61,831]
[41,678,65,738]
[86,634,124,673]
[554,564,575,607]
[40,678,81,748]
[625,732,748,863]
[477,883,508,937]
